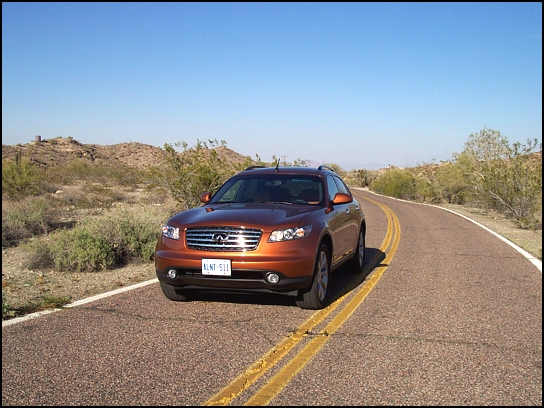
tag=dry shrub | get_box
[24,204,172,272]
[1,196,59,247]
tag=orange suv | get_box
[155,165,366,309]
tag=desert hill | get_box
[2,136,252,170]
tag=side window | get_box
[333,176,351,195]
[327,175,340,201]
[216,179,243,202]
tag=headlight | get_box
[268,225,312,242]
[162,225,180,240]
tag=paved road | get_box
[2,190,541,405]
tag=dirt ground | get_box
[2,203,541,318]
[2,252,157,314]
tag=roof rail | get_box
[244,165,267,171]
[318,165,335,173]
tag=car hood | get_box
[168,203,320,230]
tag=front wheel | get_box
[296,244,331,310]
[345,229,366,274]
[160,281,193,302]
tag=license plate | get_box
[202,259,231,276]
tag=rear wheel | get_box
[345,228,366,274]
[296,244,331,310]
[160,281,193,302]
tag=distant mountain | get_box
[2,137,253,170]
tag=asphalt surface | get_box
[2,190,541,405]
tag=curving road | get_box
[2,190,541,405]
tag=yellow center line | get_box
[204,195,398,406]
[244,198,400,406]
[204,298,346,406]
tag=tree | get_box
[456,126,542,224]
[153,139,236,209]
[461,125,510,162]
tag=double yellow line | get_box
[205,194,400,406]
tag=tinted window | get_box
[333,175,351,195]
[213,179,243,202]
[327,175,340,201]
[210,174,324,204]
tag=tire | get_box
[345,228,366,274]
[160,281,193,302]
[296,244,331,310]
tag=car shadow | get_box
[330,246,386,302]
[186,247,386,309]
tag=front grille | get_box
[186,227,263,251]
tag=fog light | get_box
[167,269,177,279]
[265,272,280,284]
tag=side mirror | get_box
[200,192,212,203]
[331,192,353,205]
[326,192,353,213]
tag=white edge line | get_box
[353,187,542,273]
[2,278,158,327]
[2,309,61,327]
[65,278,158,308]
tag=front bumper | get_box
[155,268,312,294]
[155,246,316,294]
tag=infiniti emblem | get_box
[212,233,229,244]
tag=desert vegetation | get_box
[2,128,542,319]
[1,137,260,318]
[358,127,542,231]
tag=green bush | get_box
[25,205,169,272]
[2,157,52,200]
[84,207,164,264]
[410,161,472,205]
[370,168,418,200]
[432,162,472,204]
[50,228,116,272]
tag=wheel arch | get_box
[319,233,333,261]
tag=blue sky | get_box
[2,2,542,170]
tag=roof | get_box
[241,165,336,176]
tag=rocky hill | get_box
[2,136,251,170]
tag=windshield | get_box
[210,174,324,205]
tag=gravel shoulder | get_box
[2,203,541,317]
